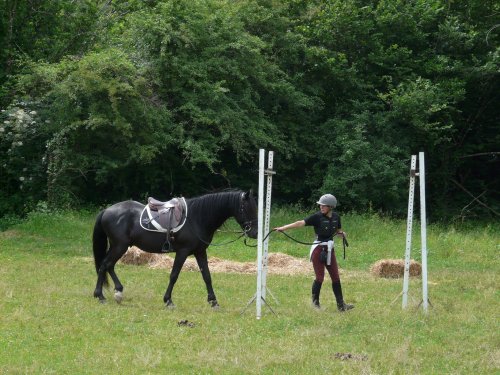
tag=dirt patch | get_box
[370,259,422,278]
[0,229,22,239]
[120,246,311,275]
[334,352,368,361]
[177,320,195,328]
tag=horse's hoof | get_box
[94,292,106,304]
[165,300,176,309]
[114,291,123,304]
[209,300,220,309]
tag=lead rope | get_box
[342,236,349,260]
[244,231,349,260]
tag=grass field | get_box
[0,209,498,374]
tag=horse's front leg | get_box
[194,250,219,308]
[163,250,189,308]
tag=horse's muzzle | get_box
[242,219,258,239]
[247,227,258,239]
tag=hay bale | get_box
[120,246,161,265]
[370,259,422,278]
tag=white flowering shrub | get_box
[0,101,48,214]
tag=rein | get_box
[193,229,247,247]
[182,217,256,247]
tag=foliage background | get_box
[1,0,498,220]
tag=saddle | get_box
[140,197,187,252]
[147,197,185,229]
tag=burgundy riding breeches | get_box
[311,245,340,283]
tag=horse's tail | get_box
[92,210,109,286]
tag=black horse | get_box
[92,190,257,308]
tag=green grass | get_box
[0,209,498,374]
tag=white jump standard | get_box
[401,151,431,313]
[242,148,277,319]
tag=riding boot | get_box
[312,280,322,309]
[332,281,354,312]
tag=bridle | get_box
[238,192,258,235]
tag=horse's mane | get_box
[187,189,243,225]
[188,189,242,210]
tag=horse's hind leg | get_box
[94,264,108,302]
[194,250,219,308]
[93,244,128,303]
[108,265,124,304]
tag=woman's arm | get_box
[274,220,306,232]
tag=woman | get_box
[274,194,354,312]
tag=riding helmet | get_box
[316,194,337,208]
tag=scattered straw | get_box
[370,259,422,278]
[120,246,311,275]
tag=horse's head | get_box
[237,190,258,239]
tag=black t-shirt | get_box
[304,211,341,242]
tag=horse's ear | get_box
[243,190,251,200]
